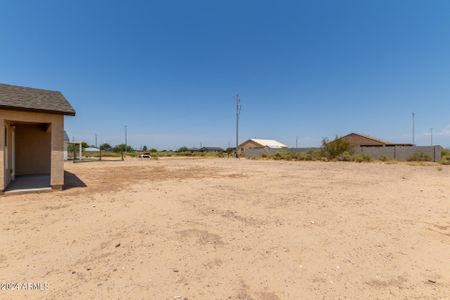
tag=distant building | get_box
[238,138,287,156]
[334,133,413,147]
[200,147,224,152]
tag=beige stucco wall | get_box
[0,109,65,191]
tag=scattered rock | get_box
[173,269,179,273]
[428,279,436,284]
[115,243,121,248]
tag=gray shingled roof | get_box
[0,83,75,116]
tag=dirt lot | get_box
[0,158,449,299]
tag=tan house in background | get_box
[238,138,287,156]
[334,133,413,147]
[0,83,75,193]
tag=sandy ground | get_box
[0,158,449,299]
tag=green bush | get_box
[353,153,372,163]
[177,146,189,152]
[336,151,353,161]
[379,155,390,162]
[440,156,450,165]
[322,137,352,159]
[442,148,450,157]
[440,149,450,165]
[406,152,432,162]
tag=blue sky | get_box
[1,0,449,149]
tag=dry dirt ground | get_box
[0,158,449,299]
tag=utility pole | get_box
[430,128,433,146]
[124,125,128,153]
[412,112,415,145]
[235,94,241,158]
[296,136,298,148]
[95,133,98,148]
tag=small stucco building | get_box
[334,133,413,147]
[0,83,75,193]
[238,138,287,156]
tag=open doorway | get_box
[5,122,51,193]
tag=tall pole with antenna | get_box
[95,133,98,148]
[235,94,241,158]
[412,112,415,145]
[124,125,128,153]
[296,136,298,148]
[430,128,433,146]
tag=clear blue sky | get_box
[1,0,449,149]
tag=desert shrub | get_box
[309,150,325,161]
[322,137,352,159]
[440,149,450,165]
[442,148,450,157]
[294,152,309,161]
[177,146,189,152]
[406,152,432,162]
[272,152,282,160]
[353,153,372,162]
[336,151,353,161]
[379,155,390,162]
[440,156,450,165]
[272,151,293,160]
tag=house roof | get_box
[0,83,76,116]
[247,139,288,148]
[64,131,70,141]
[343,132,392,145]
[336,132,413,146]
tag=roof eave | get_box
[0,105,76,116]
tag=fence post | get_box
[434,146,436,162]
